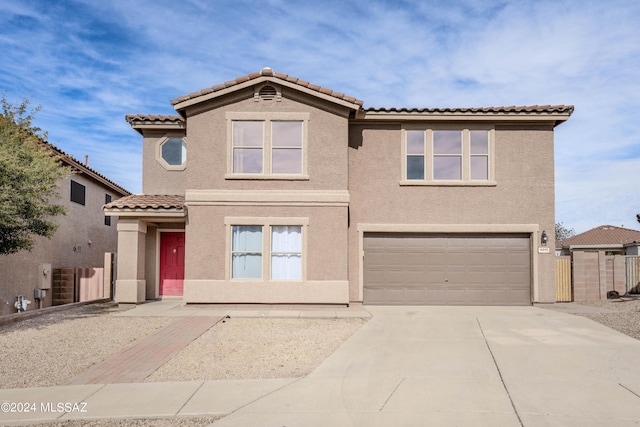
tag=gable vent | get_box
[259,85,277,100]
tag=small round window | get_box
[161,138,186,166]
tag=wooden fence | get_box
[627,256,640,294]
[555,256,572,302]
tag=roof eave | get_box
[129,123,185,135]
[355,110,572,125]
[171,76,362,114]
[568,244,625,250]
[49,147,130,196]
[104,208,186,218]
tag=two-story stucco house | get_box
[0,142,130,315]
[105,68,572,306]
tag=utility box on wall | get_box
[39,263,52,289]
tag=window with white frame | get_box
[271,226,302,279]
[230,221,305,280]
[231,225,263,279]
[403,128,492,184]
[156,136,187,171]
[227,112,308,178]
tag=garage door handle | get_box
[445,279,449,282]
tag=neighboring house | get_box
[105,68,572,307]
[556,225,640,256]
[556,225,640,301]
[0,142,130,315]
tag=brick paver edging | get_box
[68,316,222,384]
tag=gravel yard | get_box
[146,316,366,382]
[0,303,172,389]
[0,302,367,390]
[565,296,640,341]
[3,298,640,427]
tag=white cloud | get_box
[1,0,639,229]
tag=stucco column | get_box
[115,219,147,304]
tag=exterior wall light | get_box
[541,230,548,246]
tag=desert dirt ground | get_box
[2,297,640,426]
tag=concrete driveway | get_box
[212,306,640,426]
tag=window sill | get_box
[229,279,305,283]
[225,174,310,181]
[399,180,497,187]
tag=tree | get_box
[555,222,576,242]
[0,96,71,255]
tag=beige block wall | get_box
[572,251,602,301]
[0,174,122,315]
[347,122,557,303]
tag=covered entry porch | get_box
[104,195,186,304]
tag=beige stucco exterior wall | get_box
[347,122,557,303]
[184,87,350,192]
[0,174,123,315]
[141,130,187,195]
[183,204,349,303]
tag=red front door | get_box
[160,232,185,296]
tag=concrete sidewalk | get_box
[2,304,640,426]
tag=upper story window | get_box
[156,137,187,171]
[104,194,112,226]
[70,180,86,205]
[226,112,309,179]
[402,128,495,186]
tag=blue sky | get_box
[1,0,639,233]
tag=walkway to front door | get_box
[160,232,185,296]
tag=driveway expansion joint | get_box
[379,377,405,411]
[620,383,640,400]
[476,317,524,427]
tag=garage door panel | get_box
[364,233,531,306]
[405,270,426,285]
[446,288,468,304]
[363,287,385,305]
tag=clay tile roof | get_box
[125,115,184,125]
[557,225,640,248]
[170,67,364,108]
[104,194,185,210]
[364,105,574,114]
[41,140,130,196]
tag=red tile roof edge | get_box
[556,225,640,248]
[170,67,364,107]
[125,114,184,125]
[365,105,574,114]
[104,194,185,210]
